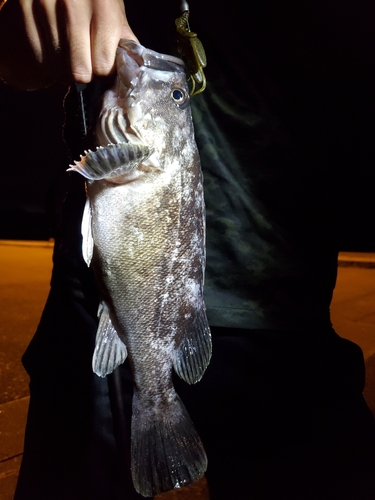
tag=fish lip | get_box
[115,39,186,95]
[118,39,185,71]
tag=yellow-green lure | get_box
[175,1,207,96]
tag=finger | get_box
[20,0,44,63]
[37,0,60,52]
[120,4,139,43]
[30,0,70,82]
[0,0,53,88]
[63,0,93,82]
[90,0,138,77]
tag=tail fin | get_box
[131,391,207,497]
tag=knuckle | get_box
[92,57,113,77]
[72,73,92,84]
[71,66,92,83]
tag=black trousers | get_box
[15,286,375,500]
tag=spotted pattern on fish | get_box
[69,40,211,497]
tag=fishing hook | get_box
[175,1,207,96]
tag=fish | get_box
[68,39,212,497]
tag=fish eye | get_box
[171,88,186,104]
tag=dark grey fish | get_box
[68,40,211,497]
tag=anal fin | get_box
[92,302,127,377]
[173,308,212,385]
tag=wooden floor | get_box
[155,477,210,500]
[1,244,375,499]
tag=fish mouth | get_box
[118,39,185,77]
[95,40,186,172]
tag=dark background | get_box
[0,82,70,240]
[0,80,374,251]
[0,0,374,251]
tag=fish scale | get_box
[68,39,212,497]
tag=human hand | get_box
[0,0,137,89]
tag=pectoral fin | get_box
[81,198,94,267]
[92,302,127,377]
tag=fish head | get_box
[96,40,194,170]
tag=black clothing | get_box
[16,284,375,499]
[14,0,375,498]
[124,0,375,329]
